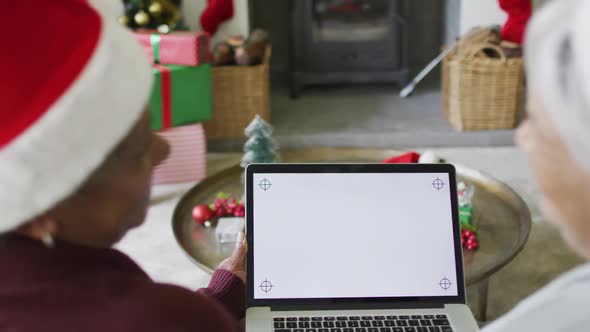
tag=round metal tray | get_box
[172,148,531,285]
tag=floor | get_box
[208,83,517,152]
[116,147,584,326]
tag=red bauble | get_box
[227,200,238,214]
[192,204,213,225]
[233,204,245,217]
[214,206,228,217]
[461,227,479,250]
[214,198,228,209]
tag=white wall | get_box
[446,0,508,43]
[460,0,507,34]
[181,0,249,43]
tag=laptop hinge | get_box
[271,302,445,312]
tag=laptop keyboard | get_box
[272,314,452,332]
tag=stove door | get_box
[293,0,404,72]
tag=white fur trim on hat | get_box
[0,1,153,233]
[525,0,590,172]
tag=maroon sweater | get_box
[0,234,245,331]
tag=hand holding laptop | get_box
[219,232,248,282]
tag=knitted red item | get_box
[382,152,421,164]
[200,0,234,35]
[498,0,532,44]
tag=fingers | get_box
[236,232,244,249]
[233,232,247,257]
[216,233,248,282]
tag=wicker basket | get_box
[204,47,271,139]
[442,43,524,131]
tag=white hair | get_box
[525,0,590,171]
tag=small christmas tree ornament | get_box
[134,9,150,26]
[241,115,279,168]
[120,0,184,31]
[118,15,130,26]
[148,1,163,17]
[157,24,171,34]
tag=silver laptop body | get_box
[245,164,479,332]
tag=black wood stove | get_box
[290,0,409,97]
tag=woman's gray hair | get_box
[525,0,590,171]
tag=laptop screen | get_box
[250,169,460,301]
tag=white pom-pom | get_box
[419,150,440,163]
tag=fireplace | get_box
[290,0,409,97]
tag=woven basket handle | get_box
[263,46,272,65]
[465,43,507,62]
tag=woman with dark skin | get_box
[1,111,248,331]
[0,1,246,331]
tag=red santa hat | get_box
[0,0,153,233]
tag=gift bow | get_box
[150,34,161,64]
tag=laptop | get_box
[245,163,479,332]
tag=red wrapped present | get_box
[134,31,210,66]
[152,124,207,185]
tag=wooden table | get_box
[172,148,532,321]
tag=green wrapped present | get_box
[149,64,212,130]
[459,204,473,226]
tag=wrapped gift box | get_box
[152,124,207,185]
[150,64,212,130]
[134,31,210,66]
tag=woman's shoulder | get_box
[94,277,239,331]
[483,263,590,332]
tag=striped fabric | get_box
[152,124,207,185]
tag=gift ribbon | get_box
[154,64,172,129]
[150,34,161,64]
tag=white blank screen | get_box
[252,172,459,299]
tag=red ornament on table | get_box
[192,204,213,225]
[461,228,479,251]
[210,195,245,218]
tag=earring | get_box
[41,233,54,248]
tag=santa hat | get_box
[525,0,590,172]
[0,0,153,233]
